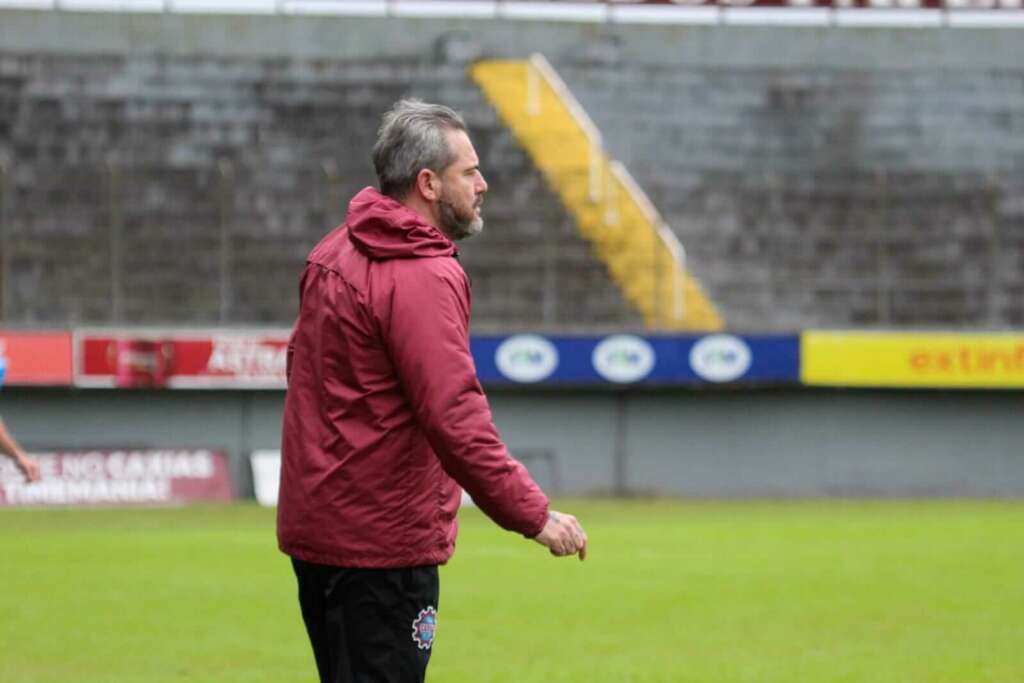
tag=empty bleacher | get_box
[557,63,1024,330]
[3,10,1023,332]
[0,51,639,329]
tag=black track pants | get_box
[291,558,440,683]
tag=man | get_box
[0,417,41,483]
[0,359,41,483]
[277,99,587,683]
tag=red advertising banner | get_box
[75,330,289,389]
[0,448,234,506]
[0,331,74,386]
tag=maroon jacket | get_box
[277,187,549,568]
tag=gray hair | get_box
[372,99,467,199]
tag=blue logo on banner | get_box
[592,335,656,383]
[494,334,559,383]
[689,335,752,383]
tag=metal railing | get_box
[610,161,687,323]
[528,53,604,204]
[524,53,688,323]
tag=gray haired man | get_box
[278,99,587,683]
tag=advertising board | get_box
[0,448,234,507]
[802,331,1024,388]
[0,331,73,386]
[75,331,290,389]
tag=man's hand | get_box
[533,510,587,561]
[14,453,40,483]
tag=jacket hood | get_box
[347,187,456,260]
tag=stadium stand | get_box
[556,62,1024,330]
[2,11,1023,332]
[0,51,641,329]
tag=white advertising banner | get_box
[250,450,282,507]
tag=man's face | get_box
[437,129,488,241]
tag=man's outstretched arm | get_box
[383,261,587,560]
[0,418,40,482]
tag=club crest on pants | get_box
[411,606,437,650]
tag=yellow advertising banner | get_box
[801,331,1024,388]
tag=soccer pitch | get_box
[2,500,1022,683]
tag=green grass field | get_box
[1,500,1022,683]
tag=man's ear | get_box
[415,169,440,202]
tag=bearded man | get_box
[277,99,587,683]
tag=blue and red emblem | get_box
[411,606,437,650]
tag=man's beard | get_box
[439,195,483,241]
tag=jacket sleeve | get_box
[382,259,549,538]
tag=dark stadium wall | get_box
[499,388,1024,498]
[4,387,1024,498]
[2,10,1024,330]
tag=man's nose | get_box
[477,174,488,194]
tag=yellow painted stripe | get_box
[470,59,722,331]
